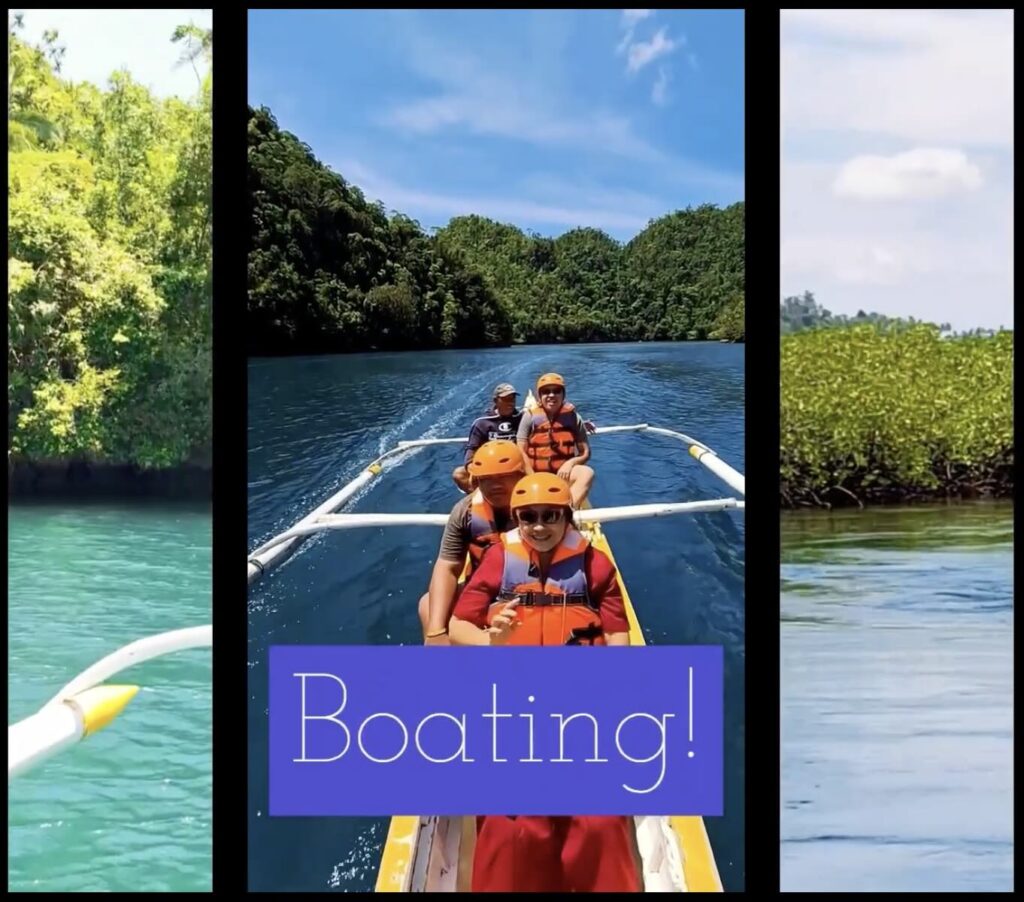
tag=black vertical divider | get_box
[742,7,781,894]
[211,6,249,894]
[1013,9,1021,893]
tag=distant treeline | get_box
[8,17,211,494]
[248,106,745,355]
[780,291,1002,338]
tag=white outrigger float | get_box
[247,394,744,892]
[8,625,212,781]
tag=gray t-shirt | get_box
[438,494,512,563]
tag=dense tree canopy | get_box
[8,16,211,472]
[781,322,1013,508]
[248,106,745,354]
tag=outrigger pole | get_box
[8,625,212,780]
[247,424,745,586]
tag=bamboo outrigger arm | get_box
[247,425,744,586]
[8,625,212,781]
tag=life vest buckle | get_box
[565,624,604,645]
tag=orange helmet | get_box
[536,373,565,392]
[510,473,572,510]
[468,441,525,479]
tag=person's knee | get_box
[418,592,430,627]
[571,465,594,483]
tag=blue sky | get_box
[782,10,1013,330]
[248,9,744,242]
[13,9,211,99]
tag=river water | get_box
[247,342,746,890]
[8,502,212,892]
[780,502,1013,892]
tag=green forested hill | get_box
[247,105,745,354]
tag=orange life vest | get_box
[467,490,503,572]
[485,528,604,646]
[524,402,579,473]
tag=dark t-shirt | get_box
[463,408,524,466]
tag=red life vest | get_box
[524,402,579,473]
[485,528,604,646]
[467,490,502,572]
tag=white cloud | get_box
[627,26,677,73]
[336,158,654,233]
[384,93,663,163]
[614,12,681,105]
[381,25,665,162]
[651,67,669,106]
[833,149,983,201]
[782,9,1012,149]
[617,9,654,54]
[782,9,1013,329]
[622,9,653,26]
[13,8,212,99]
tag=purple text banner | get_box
[268,645,723,816]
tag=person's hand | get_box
[425,632,451,647]
[584,420,597,434]
[557,461,575,481]
[487,599,520,645]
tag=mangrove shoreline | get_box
[8,458,211,500]
[781,323,1013,511]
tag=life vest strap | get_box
[499,590,593,608]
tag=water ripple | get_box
[781,503,1013,892]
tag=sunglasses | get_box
[517,509,566,525]
[538,387,563,396]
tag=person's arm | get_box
[588,547,631,645]
[425,502,471,643]
[573,415,592,465]
[516,415,534,475]
[449,545,515,645]
[464,418,486,467]
[449,601,518,646]
[556,418,591,479]
[425,557,465,641]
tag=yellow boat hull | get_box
[374,512,722,892]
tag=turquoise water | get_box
[780,503,1013,892]
[247,342,746,891]
[8,503,212,893]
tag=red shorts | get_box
[471,815,641,893]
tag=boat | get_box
[247,393,744,892]
[8,626,213,781]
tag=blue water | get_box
[247,342,745,891]
[780,503,1013,892]
[8,502,212,893]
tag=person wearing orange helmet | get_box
[517,373,595,509]
[419,440,526,645]
[447,473,639,893]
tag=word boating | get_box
[291,674,694,795]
